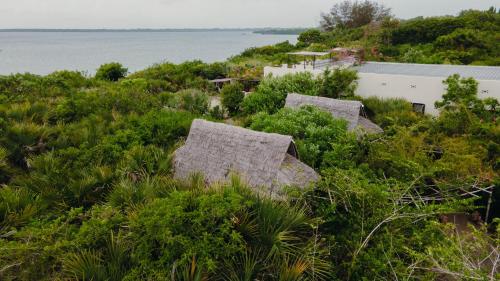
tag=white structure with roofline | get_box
[264,61,500,115]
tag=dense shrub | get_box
[220,82,245,116]
[129,60,226,91]
[242,73,319,115]
[298,29,324,45]
[390,17,465,45]
[173,89,209,115]
[129,189,246,276]
[318,68,358,98]
[249,106,355,168]
[95,63,128,81]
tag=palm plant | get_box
[173,256,209,281]
[63,232,130,281]
[63,249,106,281]
[222,187,331,280]
[0,186,40,230]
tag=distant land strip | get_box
[0,28,309,33]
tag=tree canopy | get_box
[320,0,392,30]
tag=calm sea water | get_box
[0,31,297,75]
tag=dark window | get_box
[481,90,489,94]
[410,84,417,89]
[412,103,425,114]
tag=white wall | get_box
[356,73,500,115]
[264,66,500,116]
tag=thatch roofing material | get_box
[358,116,384,134]
[285,93,383,133]
[285,93,362,130]
[174,119,318,192]
[277,154,320,188]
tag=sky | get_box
[0,0,498,29]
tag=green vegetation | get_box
[234,4,499,69]
[220,82,245,116]
[0,4,499,280]
[95,62,128,81]
[0,59,498,280]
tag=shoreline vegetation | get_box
[0,2,499,280]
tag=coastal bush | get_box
[298,29,324,45]
[361,96,420,127]
[220,82,245,116]
[249,106,354,168]
[129,60,226,91]
[95,63,128,81]
[242,73,319,115]
[174,89,209,115]
[1,28,499,280]
[318,68,358,98]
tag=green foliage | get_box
[297,29,324,45]
[238,41,296,58]
[318,68,358,98]
[209,105,225,120]
[242,73,319,115]
[95,63,128,81]
[320,0,392,30]
[1,29,499,280]
[174,89,210,115]
[129,60,227,92]
[391,16,466,45]
[129,189,246,275]
[434,74,498,136]
[0,186,40,230]
[249,106,355,168]
[220,82,245,116]
[361,97,420,127]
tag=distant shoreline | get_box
[0,28,308,33]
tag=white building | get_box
[264,62,500,115]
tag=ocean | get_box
[0,31,297,75]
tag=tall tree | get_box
[321,0,392,31]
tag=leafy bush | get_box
[95,63,128,81]
[220,82,245,116]
[174,89,209,115]
[242,73,319,115]
[129,60,226,91]
[318,68,358,98]
[209,105,225,120]
[249,106,354,168]
[298,29,324,45]
[361,96,420,127]
[129,189,247,276]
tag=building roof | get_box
[285,93,362,130]
[355,62,500,81]
[287,51,331,57]
[173,119,318,192]
[285,93,383,134]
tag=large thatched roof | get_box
[285,93,383,134]
[173,119,319,193]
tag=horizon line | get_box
[0,27,312,32]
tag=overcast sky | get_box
[0,0,498,29]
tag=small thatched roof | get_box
[173,119,318,193]
[285,93,383,133]
[285,93,362,130]
[358,116,384,134]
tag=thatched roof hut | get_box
[285,93,383,134]
[173,119,319,195]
